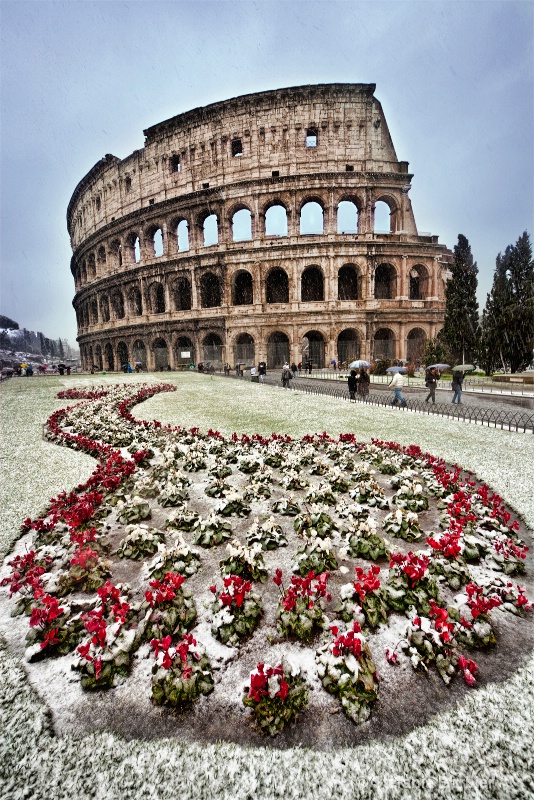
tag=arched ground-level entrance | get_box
[302,330,326,368]
[233,333,255,366]
[337,329,361,364]
[267,332,290,368]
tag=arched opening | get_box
[409,265,429,300]
[126,233,141,264]
[234,333,255,365]
[88,346,94,369]
[80,262,87,284]
[200,272,222,308]
[337,201,358,234]
[110,240,122,269]
[153,338,169,370]
[111,290,125,319]
[95,345,103,371]
[87,254,96,279]
[132,340,146,370]
[177,220,189,252]
[407,328,427,362]
[100,295,110,323]
[203,214,218,247]
[175,336,194,366]
[104,343,114,371]
[267,332,290,369]
[373,329,395,360]
[97,246,106,266]
[300,201,323,235]
[129,286,143,316]
[232,208,252,241]
[90,299,99,324]
[151,228,164,257]
[265,204,288,237]
[134,236,141,263]
[374,201,391,233]
[338,265,360,300]
[301,266,324,302]
[337,329,361,364]
[117,341,129,369]
[202,333,223,366]
[266,268,289,303]
[172,277,192,311]
[302,330,326,368]
[233,271,253,305]
[149,282,166,314]
[374,264,396,299]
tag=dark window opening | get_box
[125,177,132,192]
[200,272,222,308]
[301,267,324,302]
[173,278,192,311]
[231,138,243,157]
[149,199,155,205]
[338,265,360,300]
[345,165,354,172]
[202,182,210,189]
[150,283,165,314]
[95,196,101,211]
[170,154,181,173]
[266,268,289,304]
[129,287,143,316]
[374,264,396,300]
[233,272,253,305]
[306,128,318,147]
[272,170,279,177]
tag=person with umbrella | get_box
[451,371,464,404]
[357,367,370,397]
[387,366,407,407]
[424,367,439,404]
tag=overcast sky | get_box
[1,0,532,345]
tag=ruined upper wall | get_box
[67,84,407,246]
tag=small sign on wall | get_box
[180,351,191,358]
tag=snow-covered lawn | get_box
[1,373,533,800]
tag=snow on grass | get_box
[1,373,533,800]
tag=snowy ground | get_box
[1,374,533,800]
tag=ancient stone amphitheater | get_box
[68,84,453,372]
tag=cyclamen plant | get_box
[209,574,263,646]
[336,565,389,629]
[316,621,379,723]
[150,633,214,707]
[383,508,422,542]
[341,518,390,561]
[292,536,339,576]
[242,660,308,736]
[220,539,268,582]
[143,571,197,640]
[117,524,165,560]
[274,569,331,641]
[246,517,288,550]
[383,551,441,616]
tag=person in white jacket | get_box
[389,371,407,407]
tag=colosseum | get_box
[68,83,453,372]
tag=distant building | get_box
[68,84,452,371]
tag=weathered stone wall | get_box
[68,84,453,371]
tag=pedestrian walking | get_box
[258,361,267,383]
[451,372,464,404]
[348,369,358,401]
[425,368,439,404]
[357,368,370,398]
[281,363,292,388]
[291,362,298,379]
[389,370,407,407]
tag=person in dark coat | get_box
[281,363,292,388]
[357,368,370,397]
[348,369,357,401]
[425,368,439,404]
[451,372,464,404]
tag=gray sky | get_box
[1,0,532,344]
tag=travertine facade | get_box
[68,84,452,371]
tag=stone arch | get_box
[153,337,169,370]
[90,298,99,324]
[94,344,103,371]
[267,331,290,369]
[407,328,427,362]
[80,261,87,284]
[337,329,361,364]
[132,340,147,369]
[146,225,164,258]
[128,285,143,316]
[149,281,166,314]
[301,266,324,302]
[87,253,96,279]
[374,195,398,233]
[302,330,326,368]
[374,263,397,299]
[202,214,218,247]
[176,219,190,251]
[373,328,395,360]
[97,246,106,266]
[266,267,289,303]
[200,272,222,308]
[233,333,255,365]
[338,264,360,300]
[233,270,253,305]
[337,200,359,234]
[100,294,110,323]
[172,276,192,311]
[230,206,253,241]
[111,289,125,319]
[409,264,430,300]
[104,342,114,371]
[264,203,288,236]
[175,336,195,366]
[300,199,324,234]
[202,333,223,366]
[126,232,141,264]
[110,240,122,270]
[117,341,129,368]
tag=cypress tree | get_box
[440,234,479,365]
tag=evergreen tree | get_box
[482,232,534,373]
[421,337,450,368]
[440,234,479,365]
[58,339,65,360]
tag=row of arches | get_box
[76,262,431,328]
[75,196,403,285]
[82,327,429,372]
